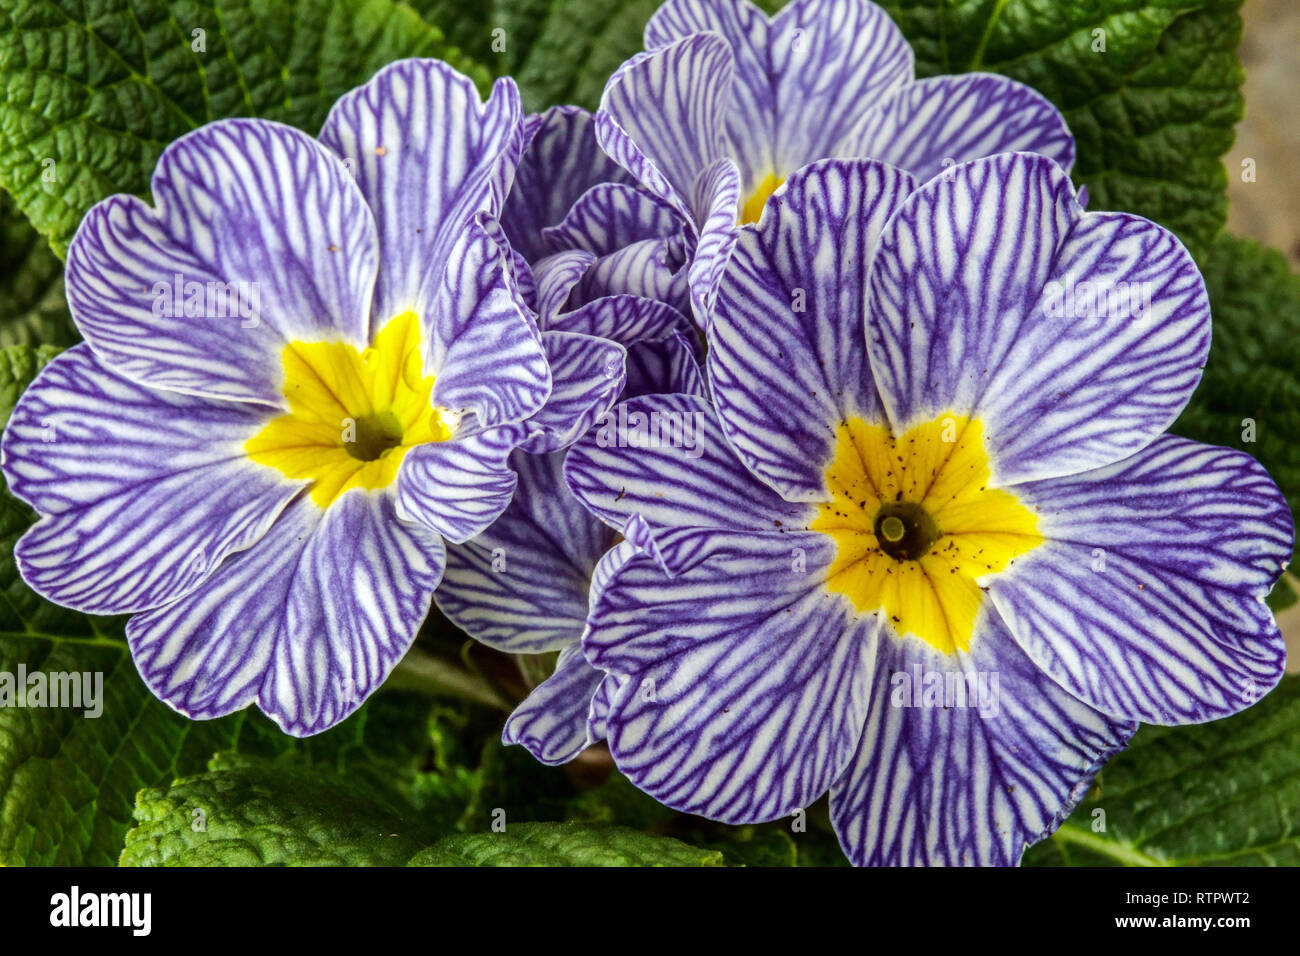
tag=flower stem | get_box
[386,646,513,712]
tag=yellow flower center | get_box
[246,311,454,508]
[739,172,785,225]
[810,414,1042,654]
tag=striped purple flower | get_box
[0,59,618,737]
[435,106,708,763]
[564,153,1293,865]
[596,0,1077,323]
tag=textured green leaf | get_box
[120,754,435,866]
[121,760,720,866]
[491,0,666,112]
[404,0,548,79]
[406,0,786,112]
[878,0,1243,254]
[0,343,61,429]
[0,194,77,347]
[251,694,484,830]
[1174,234,1300,542]
[408,821,725,866]
[1024,675,1300,866]
[1,630,467,865]
[0,0,490,258]
[563,768,679,829]
[0,637,286,866]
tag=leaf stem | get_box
[386,647,512,712]
[1047,824,1171,867]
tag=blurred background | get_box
[1228,0,1299,268]
[1228,0,1300,668]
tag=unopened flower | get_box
[436,109,708,759]
[501,106,692,316]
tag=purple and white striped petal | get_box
[269,490,444,735]
[686,157,741,323]
[502,643,608,765]
[988,436,1293,725]
[129,490,444,735]
[765,0,913,180]
[830,610,1135,866]
[645,0,914,192]
[625,333,706,400]
[2,345,296,614]
[837,73,1076,183]
[319,59,523,328]
[569,236,690,312]
[586,526,878,822]
[709,159,915,500]
[587,669,631,743]
[502,106,635,264]
[868,152,1210,484]
[426,216,550,426]
[127,494,321,723]
[585,545,639,744]
[437,451,616,653]
[547,294,691,345]
[508,243,540,312]
[565,393,812,544]
[520,331,627,454]
[542,183,682,258]
[533,250,596,322]
[644,0,773,192]
[397,421,525,544]
[66,120,377,406]
[596,33,733,226]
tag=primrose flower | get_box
[502,105,695,320]
[564,153,1293,865]
[492,107,701,438]
[596,0,1075,319]
[0,59,624,737]
[435,109,709,760]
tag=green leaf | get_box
[227,694,485,831]
[0,422,283,868]
[405,0,789,113]
[1,632,471,865]
[696,825,799,867]
[403,0,544,78]
[457,729,582,830]
[121,754,436,866]
[1024,675,1300,866]
[408,821,725,866]
[0,194,77,347]
[494,0,665,113]
[0,0,490,258]
[878,0,1244,255]
[0,637,282,865]
[121,758,720,866]
[563,767,680,830]
[0,343,62,429]
[1174,234,1300,549]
